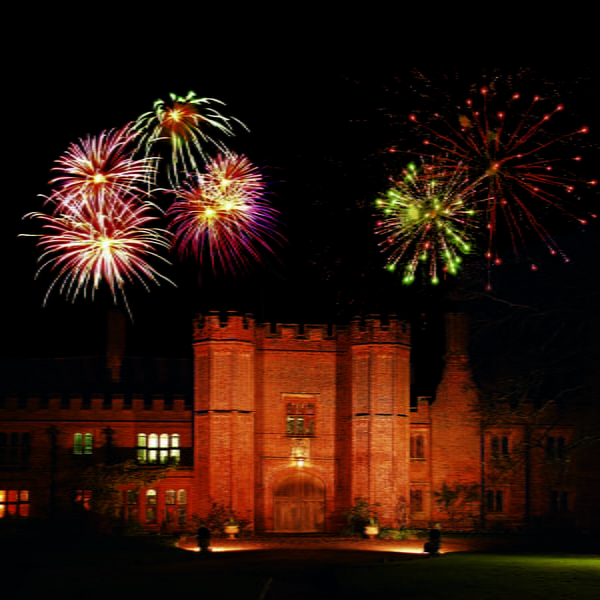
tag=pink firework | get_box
[24,193,173,310]
[167,154,281,273]
[407,88,597,270]
[49,126,157,212]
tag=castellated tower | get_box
[344,316,411,525]
[192,312,256,527]
[430,313,482,528]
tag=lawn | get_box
[334,552,600,600]
[2,536,270,600]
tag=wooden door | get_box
[273,471,325,532]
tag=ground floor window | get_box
[165,489,187,527]
[410,488,424,513]
[551,490,569,512]
[0,489,29,518]
[73,489,92,511]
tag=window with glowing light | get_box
[73,489,92,511]
[137,433,180,464]
[73,433,93,455]
[286,403,316,436]
[0,489,29,518]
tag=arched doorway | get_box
[273,471,325,532]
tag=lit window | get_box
[74,433,93,455]
[0,489,30,518]
[74,489,92,511]
[137,433,181,464]
[285,403,316,436]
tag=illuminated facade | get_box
[0,312,596,532]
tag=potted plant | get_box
[224,516,240,539]
[365,516,379,539]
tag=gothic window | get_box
[0,432,31,467]
[486,490,504,513]
[410,488,424,512]
[410,434,426,459]
[0,489,29,518]
[286,403,316,436]
[73,433,93,455]
[137,433,180,464]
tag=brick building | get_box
[1,311,596,533]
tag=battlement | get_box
[260,322,337,341]
[349,314,410,346]
[193,311,256,343]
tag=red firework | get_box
[407,88,597,272]
[49,126,157,211]
[167,154,281,273]
[24,192,173,311]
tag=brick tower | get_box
[346,316,411,524]
[192,312,256,527]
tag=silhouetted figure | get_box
[424,523,441,556]
[197,526,211,553]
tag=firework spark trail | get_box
[167,153,282,273]
[375,162,483,285]
[406,88,597,274]
[23,192,173,314]
[49,126,157,212]
[133,91,248,187]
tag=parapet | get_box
[349,314,410,346]
[193,311,256,343]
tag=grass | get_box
[334,552,600,600]
[2,535,270,600]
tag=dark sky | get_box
[4,57,599,361]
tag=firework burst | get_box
[49,126,157,211]
[407,88,597,269]
[167,153,281,273]
[23,193,173,313]
[133,91,247,187]
[376,162,482,285]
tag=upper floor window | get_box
[410,434,426,459]
[410,488,424,512]
[74,433,93,455]
[0,432,31,467]
[491,435,509,458]
[486,489,504,513]
[0,489,29,518]
[286,403,316,436]
[137,433,180,464]
[546,436,566,460]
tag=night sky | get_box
[5,56,599,372]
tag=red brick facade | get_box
[1,312,596,532]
